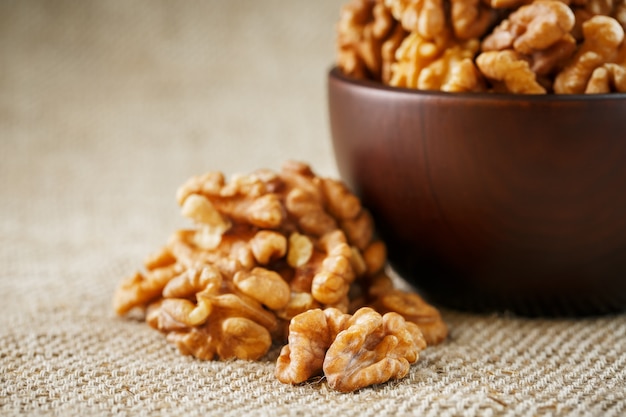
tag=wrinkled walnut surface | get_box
[275,307,427,392]
[114,161,447,392]
[337,0,626,94]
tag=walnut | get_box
[244,194,286,229]
[554,15,625,93]
[287,250,323,294]
[175,171,225,206]
[614,33,626,62]
[381,24,410,83]
[374,3,407,80]
[113,246,181,316]
[143,246,177,270]
[362,240,388,275]
[389,31,451,88]
[585,61,626,91]
[323,307,427,392]
[340,208,375,250]
[585,41,626,94]
[209,292,278,332]
[218,317,273,360]
[480,0,578,81]
[319,178,362,221]
[276,307,425,392]
[337,0,402,82]
[285,187,338,237]
[153,286,278,361]
[334,0,626,95]
[180,193,231,230]
[165,327,218,361]
[284,235,356,302]
[275,308,350,384]
[346,271,448,346]
[113,262,184,315]
[311,231,357,305]
[286,232,314,268]
[275,292,322,321]
[385,0,447,41]
[416,38,487,92]
[280,161,374,249]
[279,163,337,237]
[114,161,448,383]
[570,0,624,39]
[233,267,291,310]
[162,265,223,299]
[249,230,287,265]
[166,317,272,361]
[176,171,285,229]
[152,297,212,330]
[529,34,578,76]
[476,50,547,93]
[155,266,225,329]
[142,262,280,357]
[220,172,268,198]
[370,289,449,345]
[177,191,241,252]
[143,267,221,332]
[486,0,532,9]
[167,228,256,277]
[482,1,576,55]
[450,0,498,40]
[349,245,368,277]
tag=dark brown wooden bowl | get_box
[328,66,626,316]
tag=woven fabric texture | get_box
[1,1,625,416]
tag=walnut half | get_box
[114,161,448,391]
[275,307,427,392]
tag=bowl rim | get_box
[328,66,626,102]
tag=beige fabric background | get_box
[1,1,625,416]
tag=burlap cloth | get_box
[1,1,625,416]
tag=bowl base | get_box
[389,259,626,317]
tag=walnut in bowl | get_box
[328,66,626,315]
[329,0,626,315]
[336,0,626,94]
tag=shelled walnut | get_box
[337,0,405,82]
[275,307,427,392]
[113,161,447,392]
[336,0,626,94]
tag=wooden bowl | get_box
[328,67,626,316]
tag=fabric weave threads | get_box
[1,1,625,416]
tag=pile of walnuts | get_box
[113,161,447,392]
[337,0,626,93]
